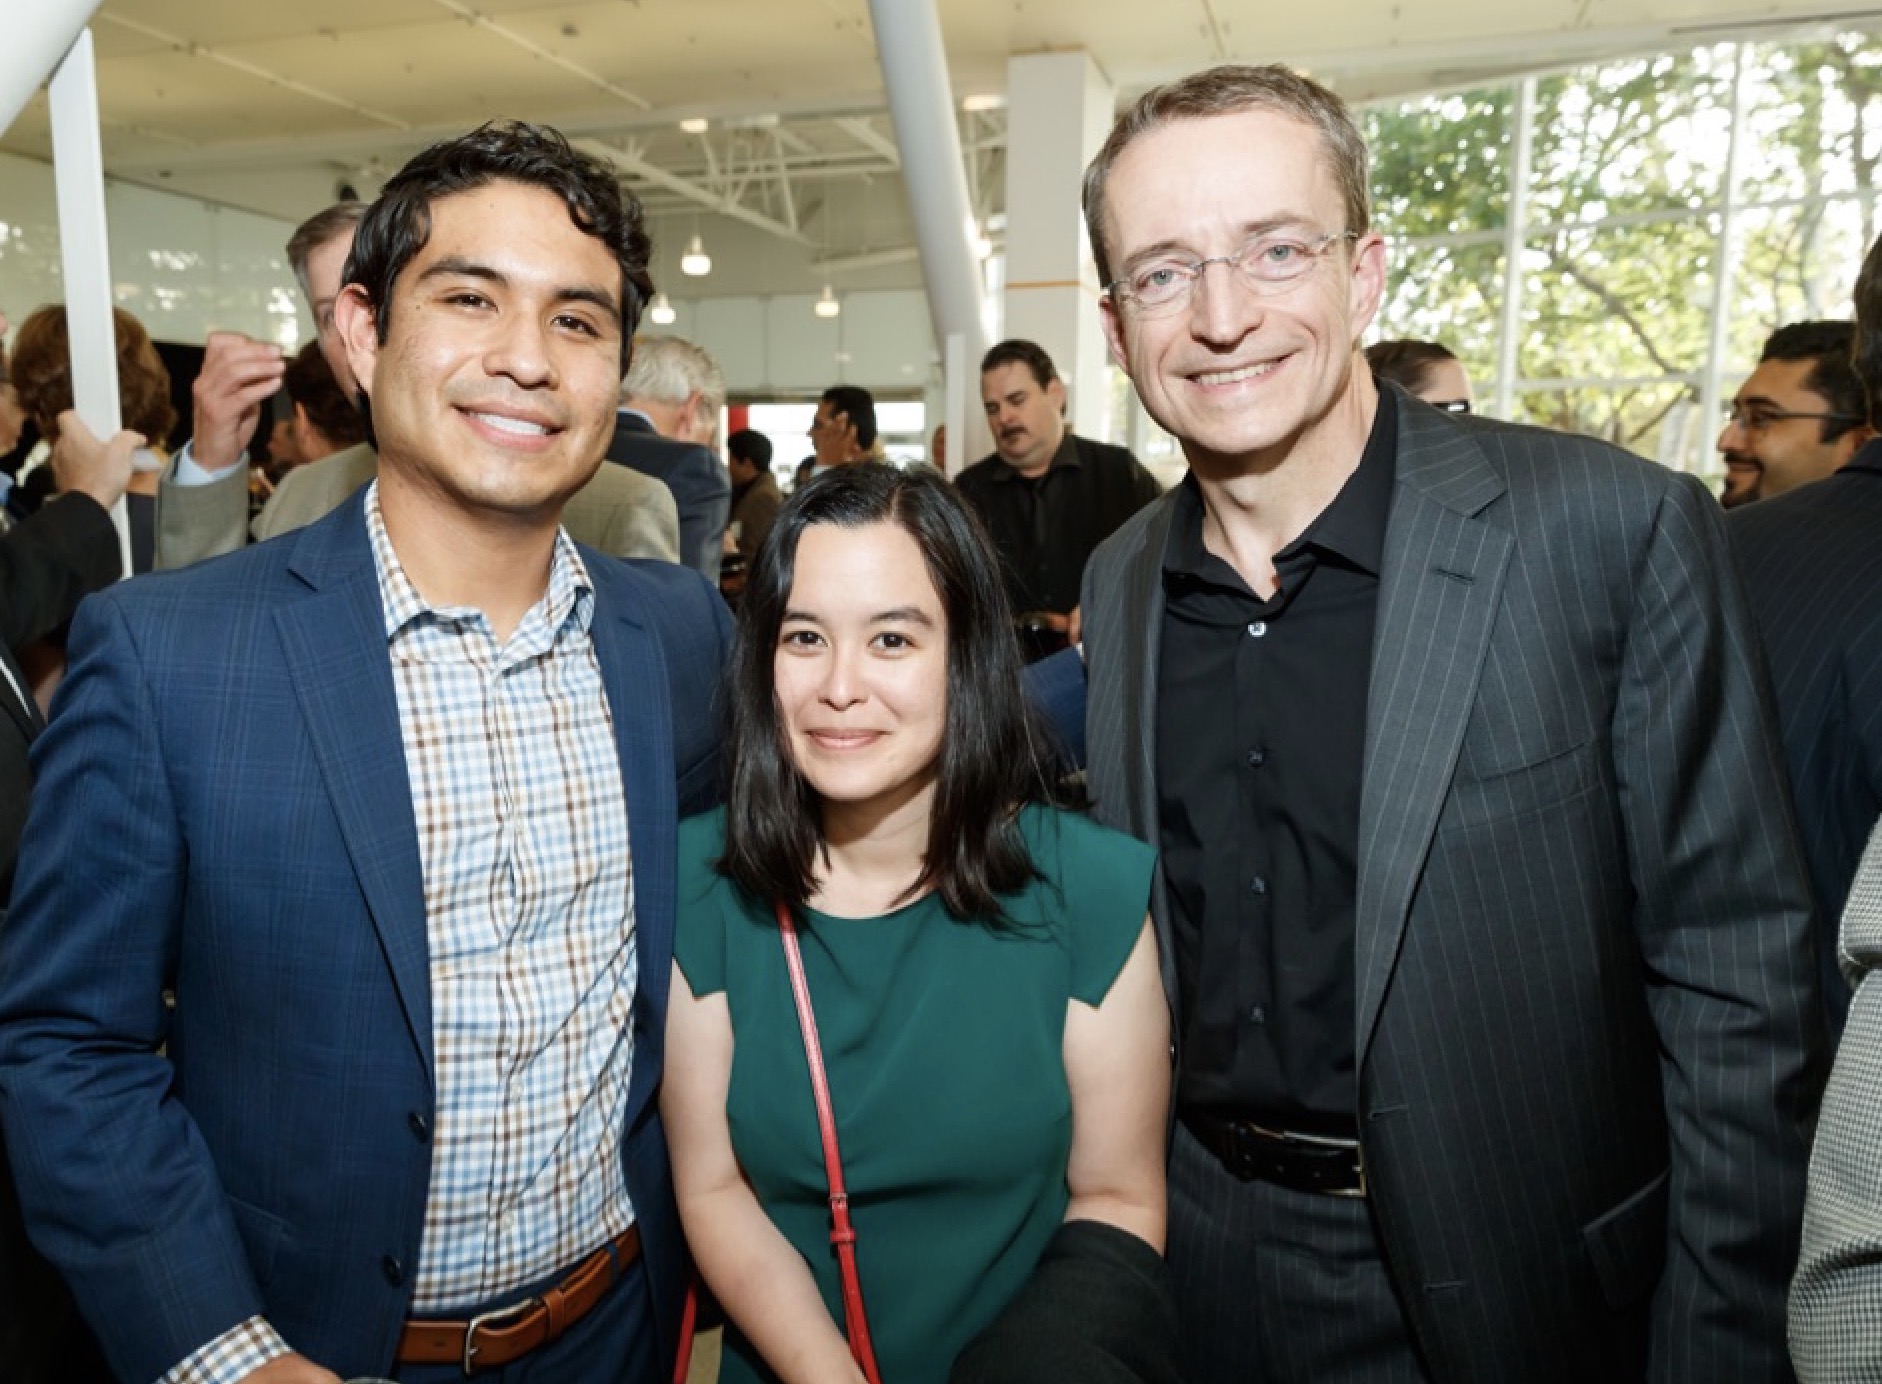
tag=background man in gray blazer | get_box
[1077,64,1823,1384]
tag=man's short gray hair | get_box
[623,335,727,423]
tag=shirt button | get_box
[382,1255,405,1286]
[1249,875,1268,896]
[1247,1005,1266,1025]
[1247,620,1268,638]
[1246,747,1267,767]
[408,1111,431,1144]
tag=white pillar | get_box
[866,0,990,376]
[46,27,134,575]
[0,0,99,132]
[1003,51,1115,443]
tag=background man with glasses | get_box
[1716,320,1870,509]
[1074,63,1822,1384]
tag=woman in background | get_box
[663,464,1171,1384]
[10,304,175,574]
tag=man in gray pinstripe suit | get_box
[1076,65,1824,1384]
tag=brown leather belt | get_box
[1182,1110,1368,1198]
[397,1224,642,1374]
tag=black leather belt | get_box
[1182,1110,1367,1197]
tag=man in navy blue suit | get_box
[0,122,729,1384]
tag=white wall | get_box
[0,149,306,349]
[652,287,934,398]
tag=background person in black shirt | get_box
[954,339,1160,659]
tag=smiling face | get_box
[774,520,949,832]
[336,179,624,529]
[1096,107,1386,477]
[1716,356,1862,505]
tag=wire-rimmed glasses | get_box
[1106,230,1359,318]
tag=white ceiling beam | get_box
[573,136,813,245]
[813,244,920,272]
[834,116,900,166]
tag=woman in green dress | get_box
[662,464,1170,1384]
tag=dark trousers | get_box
[392,1251,657,1384]
[1168,1119,1432,1384]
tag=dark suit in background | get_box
[1081,396,1824,1383]
[1728,439,1882,1033]
[0,492,119,895]
[607,409,730,581]
[0,490,121,1384]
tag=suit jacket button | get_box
[382,1255,404,1286]
[409,1111,430,1143]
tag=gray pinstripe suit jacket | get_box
[1080,394,1825,1384]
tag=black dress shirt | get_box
[955,432,1162,617]
[1156,390,1397,1134]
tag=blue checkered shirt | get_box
[165,484,638,1381]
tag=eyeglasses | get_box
[1722,403,1863,434]
[1106,230,1359,317]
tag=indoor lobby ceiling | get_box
[5,0,1881,278]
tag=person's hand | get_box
[240,1353,343,1383]
[192,331,286,475]
[1064,605,1083,646]
[49,410,143,511]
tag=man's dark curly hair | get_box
[345,120,654,372]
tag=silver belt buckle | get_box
[1260,1122,1368,1199]
[463,1295,539,1374]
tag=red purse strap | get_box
[777,900,885,1384]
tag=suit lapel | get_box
[1087,495,1180,1001]
[1354,407,1512,1059]
[274,502,435,1078]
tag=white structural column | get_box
[0,0,99,131]
[866,0,990,376]
[1003,51,1116,441]
[8,9,132,574]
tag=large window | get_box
[1367,33,1882,486]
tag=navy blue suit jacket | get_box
[0,494,730,1382]
[1728,440,1882,1032]
[606,411,730,582]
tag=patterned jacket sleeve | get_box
[1792,822,1882,1382]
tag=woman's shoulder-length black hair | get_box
[718,462,1063,922]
